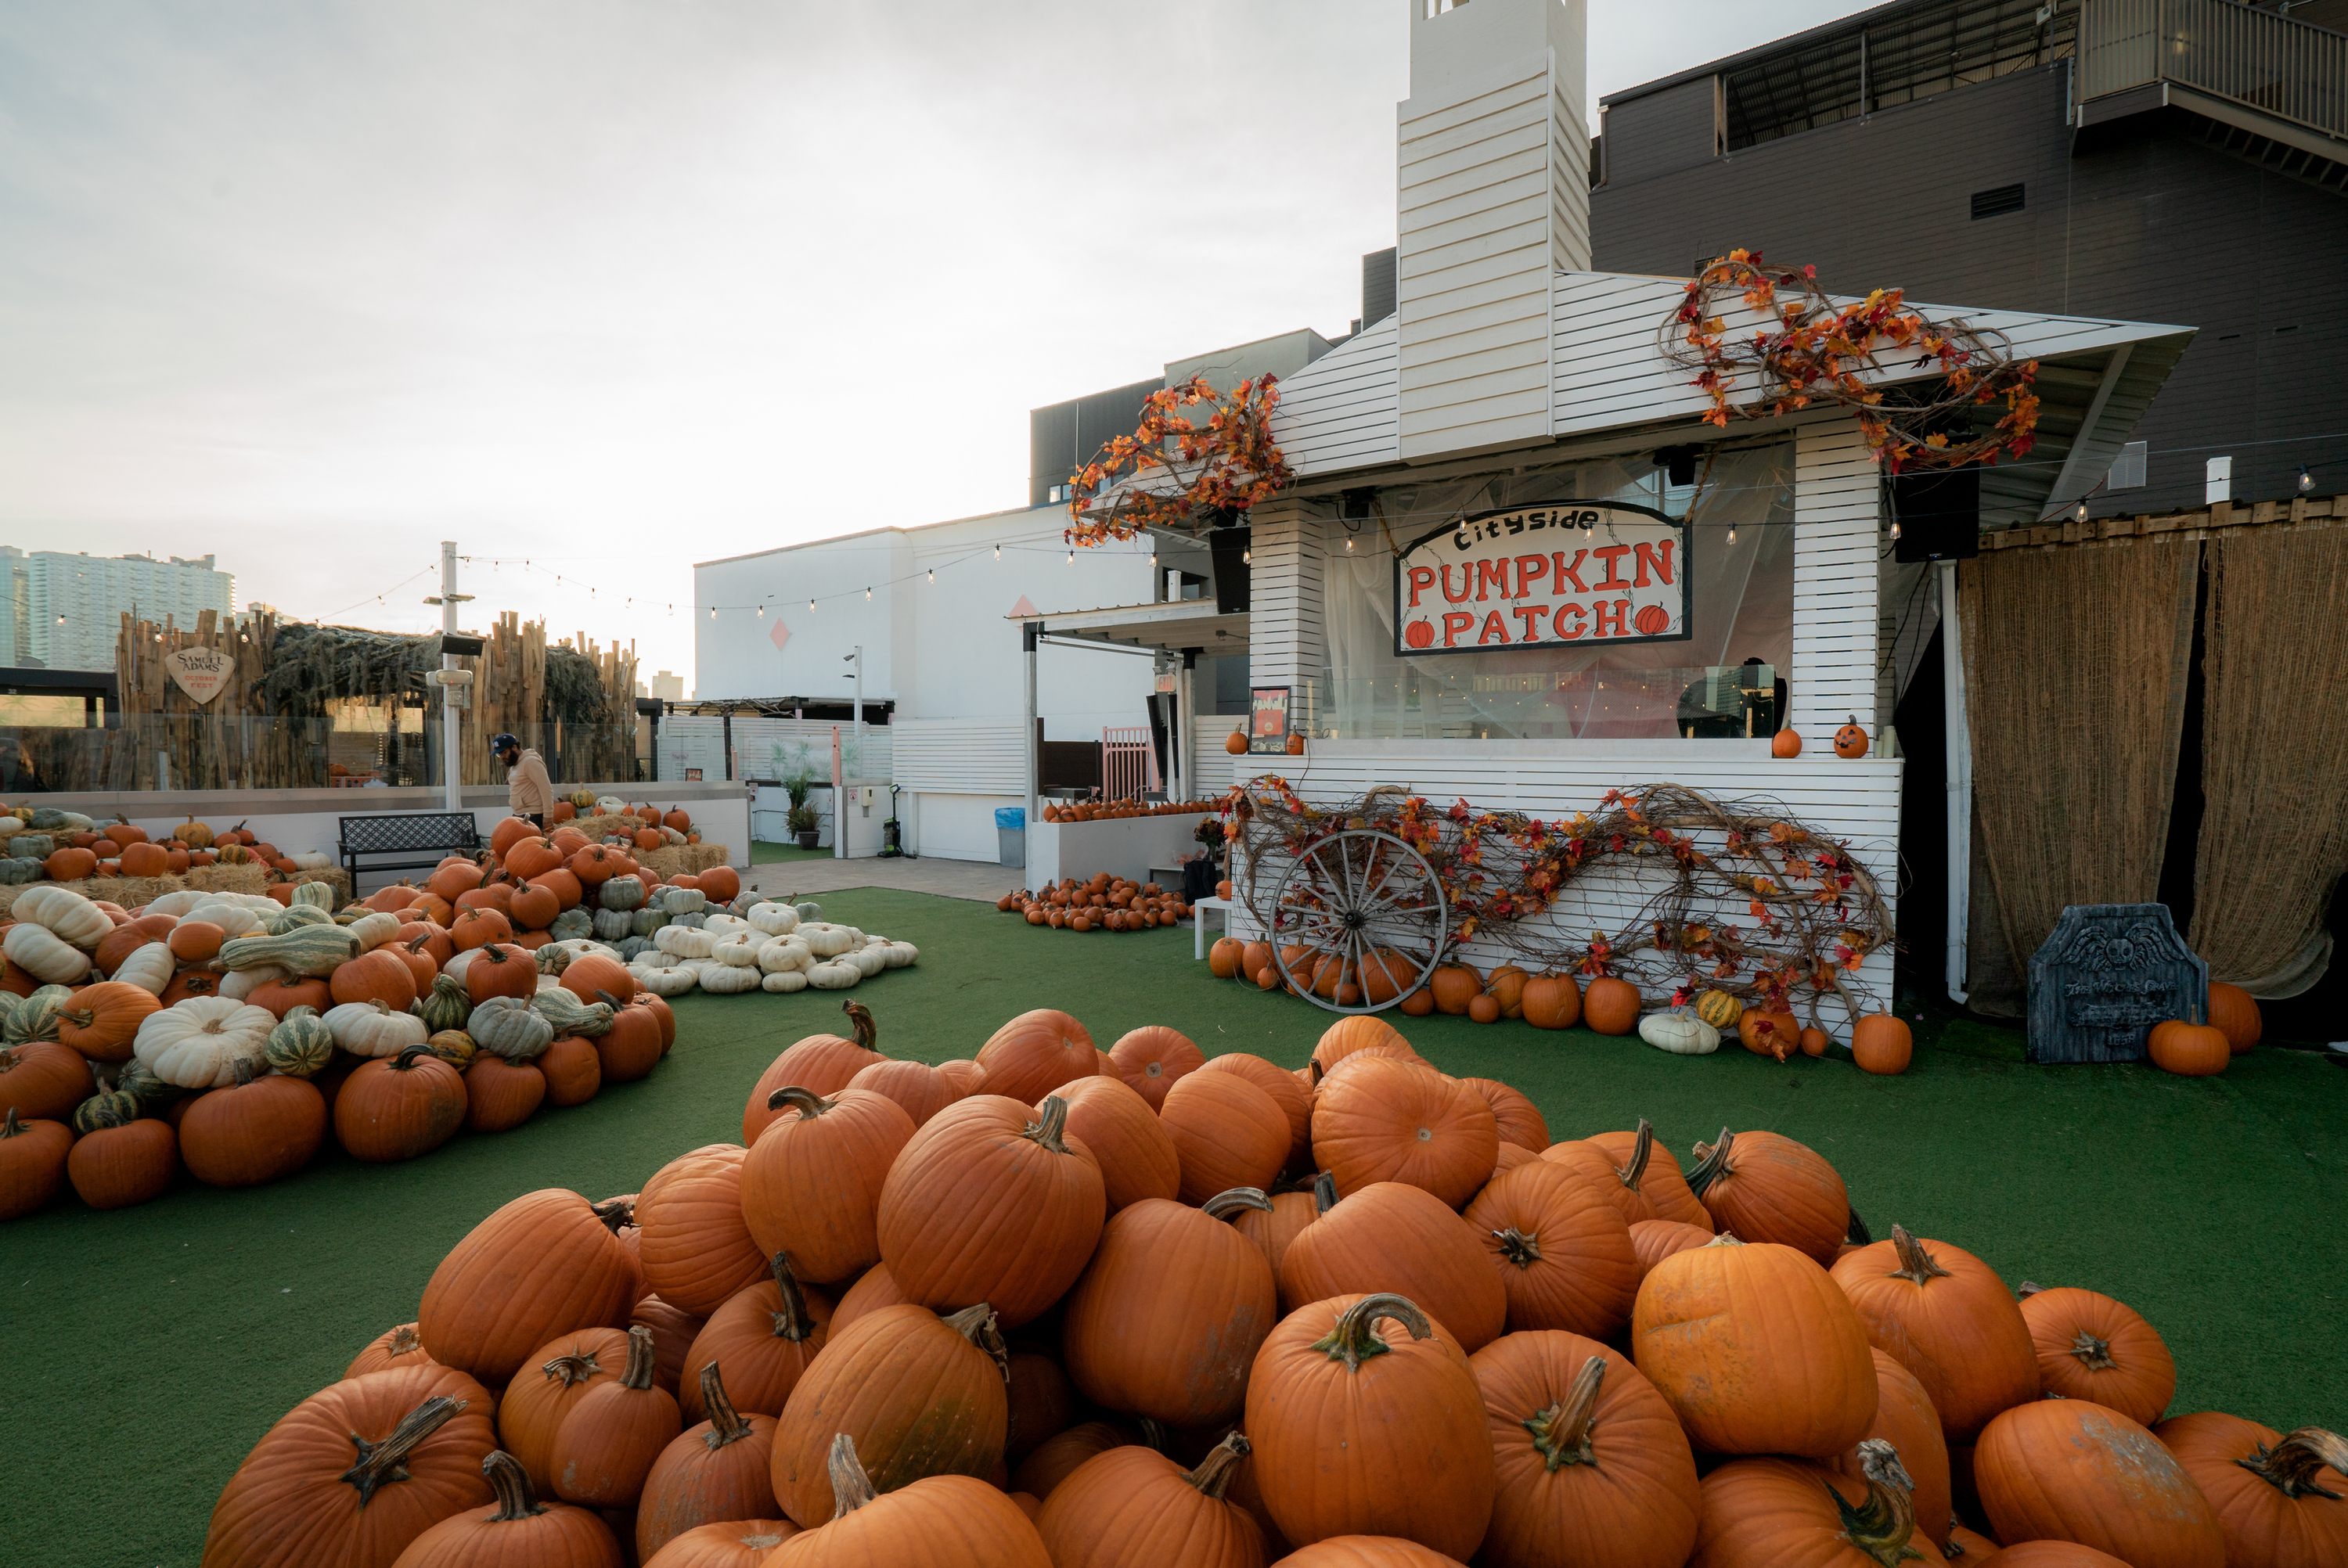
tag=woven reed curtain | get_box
[2188,527,2348,994]
[1960,540,2200,999]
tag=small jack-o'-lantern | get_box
[1833,715,1870,759]
[1285,733,1305,756]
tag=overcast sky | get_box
[0,0,1875,688]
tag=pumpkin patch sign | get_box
[1394,502,1690,656]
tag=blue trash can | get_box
[995,806,1026,868]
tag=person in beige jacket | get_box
[492,733,555,827]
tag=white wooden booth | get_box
[1018,0,2192,1038]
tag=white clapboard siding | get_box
[1209,741,1900,1040]
[1399,49,1575,462]
[1553,271,2191,444]
[1788,423,1883,738]
[1247,501,1325,692]
[1270,318,1399,474]
[891,718,1028,794]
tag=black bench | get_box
[340,811,482,894]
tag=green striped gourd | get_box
[261,902,334,936]
[27,807,90,833]
[116,1060,184,1112]
[414,973,473,1035]
[426,1030,477,1068]
[466,996,553,1061]
[0,993,18,1034]
[5,986,74,1046]
[218,926,362,977]
[531,987,613,1038]
[264,1007,336,1079]
[291,881,335,911]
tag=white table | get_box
[1192,896,1237,959]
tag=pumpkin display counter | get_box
[1024,800,1218,891]
[194,1002,2314,1568]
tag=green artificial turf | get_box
[4,886,2343,1566]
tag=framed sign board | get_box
[1248,687,1291,753]
[164,646,234,705]
[1394,502,1691,656]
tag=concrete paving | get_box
[744,853,1019,905]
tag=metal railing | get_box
[1101,727,1161,800]
[2080,0,2348,139]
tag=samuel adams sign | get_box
[1394,502,1691,656]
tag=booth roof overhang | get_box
[1005,596,1249,654]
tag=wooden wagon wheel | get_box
[1268,829,1448,1014]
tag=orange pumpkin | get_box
[2019,1285,2176,1426]
[1831,1225,2040,1443]
[1737,1009,1800,1061]
[973,1009,1097,1105]
[1521,973,1583,1030]
[56,981,160,1063]
[329,948,419,1011]
[416,1189,636,1384]
[1277,1179,1506,1352]
[1464,1158,1640,1337]
[1974,1398,2224,1568]
[1583,976,1641,1035]
[1310,1056,1497,1210]
[1851,1013,1912,1074]
[1771,728,1802,757]
[1428,964,1482,1016]
[2152,1412,2348,1568]
[1833,715,1870,758]
[1687,1127,1849,1264]
[2148,1021,2228,1077]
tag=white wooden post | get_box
[1787,420,1882,743]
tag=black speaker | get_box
[1892,467,1981,562]
[1208,524,1251,613]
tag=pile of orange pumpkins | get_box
[0,830,698,1220]
[998,877,1195,933]
[1038,797,1217,825]
[0,811,303,883]
[200,1002,2335,1568]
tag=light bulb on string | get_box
[994,544,1001,559]
[708,606,716,618]
[927,570,935,582]
[865,586,872,599]
[808,599,815,611]
[1067,551,1075,564]
[1889,520,1902,541]
[756,604,763,617]
[1727,525,1737,543]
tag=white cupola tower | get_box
[1397,0,1588,462]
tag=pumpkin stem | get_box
[1313,1292,1432,1372]
[388,1044,437,1073]
[1025,1097,1071,1155]
[1,1107,26,1138]
[1612,1119,1655,1195]
[480,1450,548,1522]
[1183,1432,1251,1500]
[766,1252,819,1343]
[1686,1127,1736,1197]
[2066,1329,2116,1371]
[2238,1428,2348,1500]
[1825,1438,1925,1567]
[618,1324,658,1391]
[767,1085,833,1117]
[387,1325,423,1358]
[698,1363,754,1450]
[539,1349,606,1389]
[1201,1188,1274,1220]
[942,1304,1010,1382]
[592,1196,635,1235]
[1137,1417,1172,1454]
[1888,1226,1951,1286]
[842,999,877,1052]
[340,1394,468,1506]
[1848,1208,1874,1246]
[1312,1170,1338,1216]
[1493,1226,1543,1268]
[230,1057,259,1088]
[1524,1355,1607,1471]
[826,1432,878,1515]
[2016,1280,2046,1299]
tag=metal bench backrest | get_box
[339,812,482,858]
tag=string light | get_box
[1067,551,1075,564]
[865,587,872,599]
[1242,551,1251,565]
[927,569,935,582]
[808,599,815,611]
[1889,520,1902,541]
[994,544,1001,559]
[708,606,716,618]
[2300,466,2316,493]
[756,605,763,617]
[1345,537,1354,551]
[1727,525,1736,543]
[2075,501,2089,523]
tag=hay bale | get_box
[574,812,646,841]
[639,843,729,879]
[189,863,271,896]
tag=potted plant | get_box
[788,801,819,851]
[774,746,825,851]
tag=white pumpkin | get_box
[185,901,266,937]
[702,913,752,937]
[142,890,207,919]
[13,885,112,949]
[747,902,798,937]
[535,973,567,993]
[760,969,809,993]
[218,964,294,1002]
[285,851,333,871]
[133,998,276,1088]
[805,959,862,990]
[882,941,919,969]
[0,817,20,837]
[654,926,717,960]
[346,912,402,951]
[1637,1009,1722,1056]
[698,962,760,994]
[109,941,177,996]
[4,922,90,985]
[323,999,430,1058]
[798,923,858,958]
[638,965,698,996]
[846,946,887,978]
[711,933,761,969]
[756,939,811,975]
